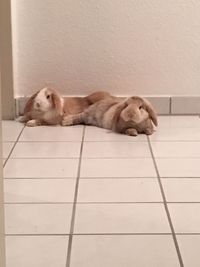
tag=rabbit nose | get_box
[36,103,40,108]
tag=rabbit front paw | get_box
[26,119,41,127]
[62,115,74,126]
[125,128,138,136]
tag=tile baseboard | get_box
[171,96,200,115]
[15,95,200,116]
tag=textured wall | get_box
[12,0,200,97]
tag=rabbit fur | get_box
[17,87,111,126]
[62,96,158,136]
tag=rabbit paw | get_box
[125,128,138,136]
[26,119,41,127]
[62,116,74,126]
[144,128,153,135]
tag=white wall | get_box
[12,0,200,97]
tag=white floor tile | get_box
[150,127,200,141]
[162,179,200,202]
[2,121,24,141]
[20,125,83,141]
[158,116,200,128]
[82,142,151,158]
[74,204,170,233]
[177,235,200,267]
[169,204,200,233]
[4,158,79,178]
[77,178,162,202]
[156,159,200,177]
[70,235,180,267]
[11,142,81,158]
[80,158,156,178]
[84,126,148,141]
[2,142,15,158]
[4,116,200,267]
[6,236,68,267]
[5,204,73,234]
[151,141,200,158]
[4,179,76,203]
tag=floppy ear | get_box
[117,97,135,122]
[111,99,129,129]
[24,92,38,113]
[120,107,133,122]
[143,98,158,126]
[51,91,63,116]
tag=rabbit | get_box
[17,87,112,126]
[62,96,158,136]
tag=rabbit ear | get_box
[121,110,132,122]
[24,91,39,113]
[120,97,141,122]
[143,98,158,126]
[51,91,63,116]
[119,97,132,121]
[112,100,129,129]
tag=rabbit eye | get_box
[46,95,50,99]
[139,106,142,109]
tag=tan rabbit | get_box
[17,87,111,126]
[62,96,158,135]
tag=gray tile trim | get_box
[15,95,200,115]
[172,96,200,114]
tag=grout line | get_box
[4,177,77,180]
[17,140,85,143]
[5,156,200,160]
[5,233,173,237]
[169,97,172,114]
[5,176,200,180]
[6,234,70,237]
[66,126,85,267]
[10,140,200,143]
[4,176,158,180]
[5,156,154,160]
[147,136,184,267]
[4,201,200,205]
[2,141,15,143]
[70,232,200,236]
[6,233,200,237]
[3,126,26,168]
[5,202,164,205]
[143,140,200,142]
[14,141,82,143]
[16,140,149,143]
[4,202,74,205]
[160,177,200,179]
[3,233,176,236]
[167,202,200,204]
[8,157,80,160]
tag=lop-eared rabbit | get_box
[62,96,158,136]
[17,87,111,126]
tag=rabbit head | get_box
[120,96,158,127]
[24,87,63,116]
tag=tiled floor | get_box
[2,116,200,267]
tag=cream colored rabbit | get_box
[62,96,158,136]
[17,87,111,126]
